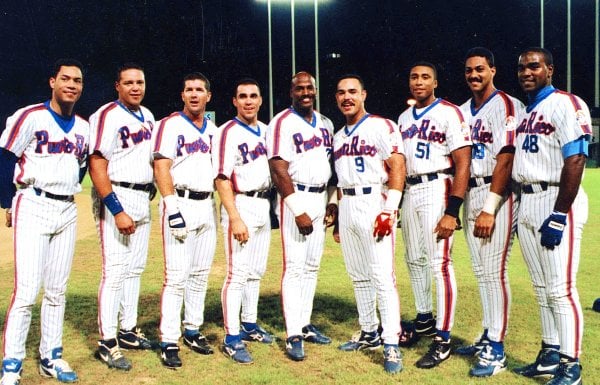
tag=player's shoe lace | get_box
[302,324,331,345]
[456,335,490,356]
[118,327,153,350]
[338,330,382,351]
[415,336,452,369]
[183,330,214,355]
[545,359,582,385]
[469,345,507,377]
[222,340,253,364]
[38,347,78,383]
[513,347,560,377]
[96,340,132,371]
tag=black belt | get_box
[468,175,493,188]
[242,190,270,199]
[112,181,154,192]
[342,187,373,196]
[521,182,559,194]
[33,188,74,202]
[407,172,444,185]
[296,184,326,193]
[176,189,212,200]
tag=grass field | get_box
[1,170,599,385]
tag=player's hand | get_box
[5,209,12,228]
[230,216,249,245]
[295,213,313,236]
[474,211,495,238]
[333,222,340,243]
[373,210,396,241]
[168,211,188,241]
[324,203,338,227]
[115,212,136,235]
[539,211,567,249]
[434,214,458,241]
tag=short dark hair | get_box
[183,72,211,92]
[410,61,437,79]
[116,62,144,81]
[52,58,83,78]
[336,74,365,90]
[465,47,495,67]
[233,78,260,97]
[519,47,553,66]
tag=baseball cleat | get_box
[117,327,153,350]
[222,341,253,364]
[39,347,78,383]
[398,321,420,348]
[456,335,490,356]
[338,330,382,352]
[1,358,22,385]
[546,359,582,385]
[383,344,403,374]
[285,335,305,361]
[415,336,452,369]
[302,324,331,345]
[469,345,507,377]
[414,317,437,337]
[160,343,182,369]
[513,348,560,378]
[240,324,274,344]
[95,339,132,371]
[183,330,214,355]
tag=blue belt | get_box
[176,189,212,200]
[342,187,372,196]
[33,187,74,202]
[296,184,326,193]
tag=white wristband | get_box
[482,191,503,215]
[327,186,338,206]
[383,189,402,212]
[284,192,306,217]
[163,194,179,216]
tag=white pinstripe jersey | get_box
[1,101,89,195]
[152,112,216,192]
[512,86,592,184]
[212,117,271,192]
[398,98,471,176]
[333,114,403,188]
[89,101,155,184]
[460,91,524,178]
[266,107,333,186]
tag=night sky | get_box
[1,0,597,129]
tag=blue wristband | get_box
[102,191,124,216]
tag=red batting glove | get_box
[373,210,396,238]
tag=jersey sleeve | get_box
[0,106,38,157]
[552,93,593,147]
[490,94,522,157]
[266,113,292,161]
[444,104,472,152]
[152,116,178,160]
[373,117,397,160]
[89,106,118,159]
[212,120,237,179]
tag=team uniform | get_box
[512,86,591,361]
[213,117,272,342]
[152,112,217,346]
[460,91,523,346]
[398,98,471,335]
[0,101,88,380]
[89,101,155,344]
[333,114,403,346]
[266,107,333,339]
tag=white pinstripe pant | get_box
[220,195,271,336]
[464,186,518,343]
[401,177,457,333]
[3,190,77,360]
[518,186,587,358]
[339,190,401,344]
[159,196,216,344]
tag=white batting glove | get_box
[164,195,188,241]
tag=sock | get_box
[225,334,241,345]
[437,330,450,341]
[416,312,434,322]
[241,322,258,331]
[489,340,504,354]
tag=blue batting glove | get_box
[168,212,188,241]
[539,211,567,249]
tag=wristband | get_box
[444,195,464,218]
[327,186,338,206]
[383,189,402,212]
[163,194,179,216]
[102,191,124,216]
[284,192,306,217]
[481,192,503,215]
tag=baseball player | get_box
[512,47,590,385]
[397,61,471,369]
[456,47,524,377]
[0,59,87,385]
[333,75,406,374]
[213,78,274,365]
[89,63,156,371]
[266,71,336,361]
[152,72,217,368]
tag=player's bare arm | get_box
[385,152,407,191]
[215,175,249,244]
[153,157,175,197]
[89,152,136,235]
[553,153,586,213]
[268,156,313,235]
[435,145,471,239]
[474,149,514,238]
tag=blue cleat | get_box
[456,335,490,356]
[546,359,582,385]
[285,335,305,361]
[39,347,78,383]
[222,341,253,364]
[338,330,382,352]
[240,324,274,344]
[383,344,403,374]
[469,345,507,377]
[1,358,22,385]
[514,348,560,378]
[302,324,331,345]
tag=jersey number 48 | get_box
[521,134,539,153]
